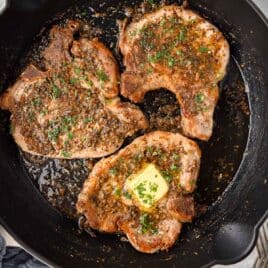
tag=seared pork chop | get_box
[0,21,147,158]
[77,131,200,253]
[119,5,230,140]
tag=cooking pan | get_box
[0,0,267,267]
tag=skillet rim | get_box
[0,0,267,267]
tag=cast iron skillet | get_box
[0,0,267,267]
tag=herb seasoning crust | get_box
[119,5,230,140]
[0,21,147,158]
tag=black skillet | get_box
[0,0,268,267]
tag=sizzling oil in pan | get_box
[16,0,249,221]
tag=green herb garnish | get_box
[67,132,73,140]
[179,27,187,41]
[48,127,61,141]
[113,187,122,198]
[172,153,180,160]
[139,213,158,234]
[32,98,42,107]
[147,0,155,6]
[195,93,205,103]
[199,46,209,53]
[149,182,158,192]
[123,191,132,199]
[109,167,118,175]
[167,56,176,67]
[96,69,109,83]
[83,117,93,124]
[70,77,79,85]
[74,67,82,75]
[170,164,181,172]
[61,150,71,157]
[52,85,62,98]
[146,146,154,154]
[161,170,173,183]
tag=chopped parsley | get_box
[195,93,208,112]
[178,26,187,41]
[146,146,154,154]
[134,180,158,206]
[109,167,118,175]
[139,213,158,234]
[167,56,176,67]
[172,153,180,160]
[161,170,173,183]
[96,69,109,83]
[195,93,205,103]
[32,98,42,107]
[28,111,36,121]
[61,150,71,157]
[74,67,82,75]
[83,117,93,124]
[113,187,121,198]
[86,80,93,87]
[139,27,155,51]
[62,115,76,126]
[52,85,62,98]
[67,132,73,140]
[123,190,132,199]
[48,127,61,141]
[69,77,79,85]
[134,153,142,162]
[199,46,209,53]
[170,164,180,171]
[9,123,14,134]
[47,115,76,142]
[149,182,158,192]
[40,109,48,116]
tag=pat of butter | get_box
[125,164,169,210]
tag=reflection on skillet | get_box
[0,0,249,254]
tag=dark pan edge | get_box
[206,211,268,267]
[207,0,268,265]
[0,0,267,267]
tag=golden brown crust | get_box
[119,5,230,141]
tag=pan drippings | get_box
[21,152,95,219]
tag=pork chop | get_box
[0,21,147,158]
[77,131,201,253]
[119,5,230,140]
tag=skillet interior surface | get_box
[0,0,267,267]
